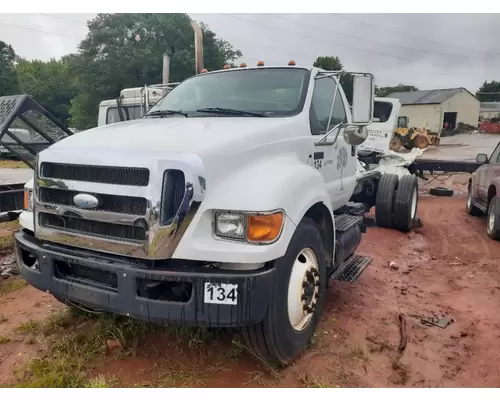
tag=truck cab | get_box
[14,63,376,365]
[97,84,178,127]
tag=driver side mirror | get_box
[476,153,488,164]
[351,74,374,125]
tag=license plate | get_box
[203,282,238,305]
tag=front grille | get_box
[40,162,150,186]
[160,169,186,225]
[39,212,146,241]
[39,187,147,215]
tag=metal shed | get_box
[388,88,480,133]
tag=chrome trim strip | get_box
[33,148,205,260]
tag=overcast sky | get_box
[1,13,498,92]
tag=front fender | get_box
[172,155,333,263]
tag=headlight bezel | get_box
[213,209,285,245]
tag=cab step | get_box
[330,254,372,282]
[334,214,364,233]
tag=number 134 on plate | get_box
[204,282,238,305]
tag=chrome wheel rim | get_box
[287,248,320,332]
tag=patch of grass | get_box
[0,278,28,296]
[83,375,117,388]
[0,335,11,344]
[15,309,230,388]
[1,220,21,231]
[346,345,370,363]
[0,234,15,253]
[299,373,337,388]
[0,160,29,169]
[16,320,40,335]
[391,358,410,385]
[366,335,394,353]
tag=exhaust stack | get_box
[161,20,204,95]
[191,21,204,75]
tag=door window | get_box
[309,77,347,136]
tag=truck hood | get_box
[50,117,298,157]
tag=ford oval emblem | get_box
[73,193,100,209]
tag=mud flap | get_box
[0,95,73,169]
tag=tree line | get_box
[0,13,242,129]
[1,18,497,131]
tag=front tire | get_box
[487,198,500,240]
[241,217,327,365]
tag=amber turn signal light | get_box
[247,212,284,243]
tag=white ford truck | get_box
[13,63,414,365]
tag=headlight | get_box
[24,189,33,212]
[214,210,284,244]
[215,213,245,240]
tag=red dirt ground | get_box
[2,176,500,387]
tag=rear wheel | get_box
[393,175,418,233]
[375,174,399,228]
[242,217,327,365]
[486,198,500,240]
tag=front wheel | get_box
[487,198,500,240]
[241,217,327,365]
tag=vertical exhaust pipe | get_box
[161,20,204,96]
[191,21,204,75]
[162,52,170,96]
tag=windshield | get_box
[146,68,310,117]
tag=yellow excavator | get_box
[389,116,440,151]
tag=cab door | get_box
[308,75,354,210]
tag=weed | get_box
[15,309,234,388]
[1,220,21,231]
[299,373,336,388]
[16,320,40,335]
[0,278,28,296]
[0,234,15,253]
[346,345,370,363]
[0,335,10,344]
[391,358,410,385]
[0,160,29,169]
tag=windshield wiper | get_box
[146,109,188,118]
[196,107,267,117]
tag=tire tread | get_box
[375,174,399,228]
[393,175,418,233]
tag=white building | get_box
[389,88,480,132]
